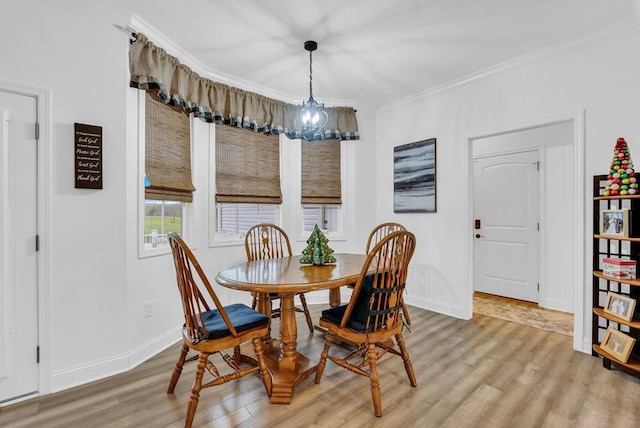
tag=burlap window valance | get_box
[215,125,282,204]
[129,33,359,141]
[145,92,195,202]
[301,140,341,205]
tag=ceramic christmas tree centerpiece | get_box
[299,224,336,265]
[604,137,637,196]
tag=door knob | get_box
[475,234,484,239]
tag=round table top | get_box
[215,253,367,293]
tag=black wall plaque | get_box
[74,123,103,189]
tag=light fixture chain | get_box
[308,49,314,99]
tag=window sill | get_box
[295,234,346,243]
[209,238,244,249]
[138,242,197,259]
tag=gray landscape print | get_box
[394,138,436,212]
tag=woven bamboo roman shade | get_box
[301,139,341,204]
[145,92,195,202]
[216,125,282,204]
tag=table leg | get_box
[328,288,341,307]
[264,292,317,404]
[277,293,297,372]
[255,292,272,353]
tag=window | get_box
[141,91,194,253]
[216,203,278,239]
[301,139,343,236]
[144,200,186,248]
[303,205,340,233]
[213,125,282,243]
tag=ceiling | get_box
[51,0,635,108]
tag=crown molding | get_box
[129,14,358,108]
[381,16,640,112]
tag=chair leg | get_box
[233,345,241,365]
[314,330,335,384]
[395,332,417,387]
[367,343,382,417]
[185,353,208,428]
[298,293,314,334]
[252,337,272,397]
[401,299,412,325]
[167,343,189,394]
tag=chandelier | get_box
[294,40,328,141]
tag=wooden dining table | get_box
[215,253,367,404]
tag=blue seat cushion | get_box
[199,303,269,340]
[322,305,368,332]
[321,273,376,332]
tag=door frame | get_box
[464,109,586,353]
[0,80,50,403]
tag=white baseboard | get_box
[50,327,181,393]
[404,295,466,320]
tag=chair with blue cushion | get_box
[365,222,412,325]
[245,223,314,333]
[314,230,417,417]
[167,232,272,428]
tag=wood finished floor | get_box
[2,304,640,428]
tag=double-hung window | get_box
[301,139,342,235]
[214,125,281,241]
[143,92,194,250]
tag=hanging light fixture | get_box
[294,40,328,141]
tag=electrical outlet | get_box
[145,300,153,318]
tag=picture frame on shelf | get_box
[603,291,637,322]
[601,327,636,363]
[600,209,629,238]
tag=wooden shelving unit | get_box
[592,175,640,377]
[593,271,640,287]
[593,345,640,371]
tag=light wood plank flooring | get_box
[1,305,639,427]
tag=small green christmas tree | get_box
[300,224,336,265]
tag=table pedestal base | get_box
[264,340,317,404]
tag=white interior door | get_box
[473,150,539,302]
[0,90,39,403]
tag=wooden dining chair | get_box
[245,223,314,333]
[314,230,417,417]
[365,222,412,325]
[167,233,272,428]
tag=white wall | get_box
[473,122,574,312]
[1,1,130,390]
[1,0,378,395]
[377,19,640,353]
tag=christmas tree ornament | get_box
[299,224,336,265]
[604,137,635,196]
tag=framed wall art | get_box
[74,122,103,189]
[393,138,436,213]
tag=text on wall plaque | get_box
[74,123,103,189]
